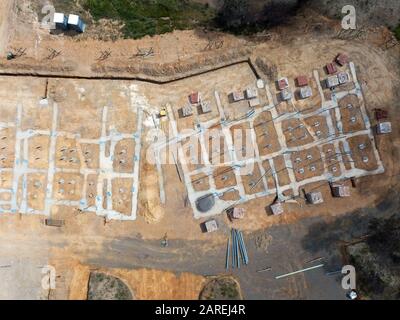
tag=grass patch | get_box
[199,276,242,300]
[82,0,216,39]
[88,272,133,300]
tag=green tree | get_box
[216,0,250,31]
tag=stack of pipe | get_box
[226,228,248,270]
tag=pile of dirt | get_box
[87,272,133,300]
[199,276,242,300]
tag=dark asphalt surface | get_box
[83,183,400,300]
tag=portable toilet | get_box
[68,14,86,33]
[53,12,68,30]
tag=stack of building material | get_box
[245,87,258,99]
[280,88,292,101]
[338,72,350,84]
[376,122,392,135]
[204,219,218,233]
[231,91,245,102]
[331,184,350,198]
[296,75,309,87]
[181,105,193,117]
[270,202,284,215]
[45,219,65,227]
[189,92,201,104]
[200,101,212,114]
[226,228,249,270]
[326,75,340,88]
[299,86,312,99]
[326,63,337,75]
[336,53,349,66]
[306,191,324,204]
[231,207,245,219]
[278,77,289,90]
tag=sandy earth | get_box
[0,1,399,300]
[67,263,206,300]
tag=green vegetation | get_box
[88,272,133,300]
[348,215,400,299]
[394,25,400,41]
[199,277,241,300]
[82,0,216,39]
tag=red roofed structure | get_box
[326,63,337,75]
[189,92,200,104]
[336,53,349,66]
[296,76,308,87]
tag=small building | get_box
[338,72,350,85]
[326,63,337,75]
[336,53,349,66]
[331,184,350,198]
[204,219,218,233]
[181,105,193,117]
[296,75,308,87]
[189,92,200,104]
[248,98,260,108]
[68,14,86,33]
[376,122,392,135]
[231,91,245,102]
[278,77,289,90]
[200,101,212,114]
[299,86,312,99]
[306,191,324,204]
[280,88,292,101]
[270,202,284,215]
[326,75,340,88]
[245,87,258,99]
[231,207,245,219]
[53,12,68,30]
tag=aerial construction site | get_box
[0,0,399,301]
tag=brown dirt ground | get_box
[0,3,398,299]
[65,260,206,300]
